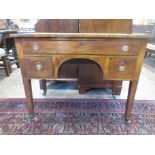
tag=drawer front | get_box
[21,39,143,56]
[77,40,142,56]
[107,57,137,80]
[21,40,79,55]
[20,57,53,78]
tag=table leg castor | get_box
[42,91,47,96]
[125,117,132,124]
[29,114,38,121]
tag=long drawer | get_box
[21,39,144,56]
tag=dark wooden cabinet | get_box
[35,19,133,95]
[35,19,78,33]
[0,19,19,73]
[79,19,132,33]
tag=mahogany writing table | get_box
[11,33,151,123]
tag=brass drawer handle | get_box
[119,65,126,71]
[35,62,43,71]
[33,43,39,51]
[122,45,129,52]
[119,60,126,71]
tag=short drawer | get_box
[21,39,144,56]
[107,56,137,80]
[20,57,53,78]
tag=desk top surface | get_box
[10,33,152,39]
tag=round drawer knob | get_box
[119,65,126,71]
[33,44,39,51]
[119,59,126,71]
[122,45,129,52]
[35,62,42,71]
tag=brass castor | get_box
[125,117,132,124]
[29,114,38,122]
[42,91,47,96]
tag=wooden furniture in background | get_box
[35,19,132,95]
[0,20,11,75]
[146,43,155,57]
[144,25,155,57]
[132,24,154,34]
[0,46,10,76]
[0,30,19,72]
[132,24,155,57]
[0,55,10,76]
[0,19,19,73]
[35,19,78,32]
[0,19,7,30]
[12,32,151,123]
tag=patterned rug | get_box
[0,98,155,135]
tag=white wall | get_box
[11,19,38,30]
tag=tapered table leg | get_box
[23,78,34,114]
[125,80,138,123]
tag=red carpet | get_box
[0,98,155,135]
